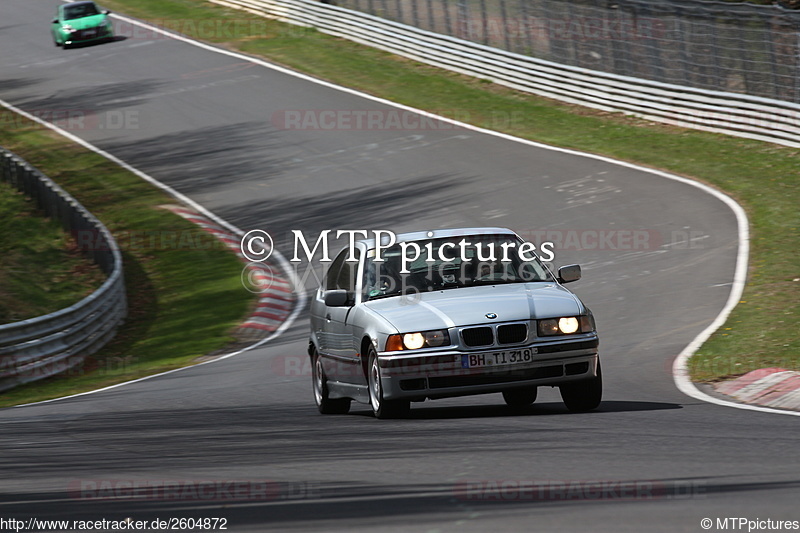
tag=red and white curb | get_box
[715,368,800,412]
[166,205,295,335]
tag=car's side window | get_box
[336,249,361,292]
[325,250,348,291]
[361,250,378,299]
[325,249,362,292]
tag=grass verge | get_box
[0,113,251,407]
[0,179,105,323]
[98,0,798,382]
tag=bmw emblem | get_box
[485,313,498,319]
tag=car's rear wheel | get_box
[559,360,603,412]
[312,349,350,415]
[502,387,538,408]
[368,347,410,419]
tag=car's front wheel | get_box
[312,349,350,415]
[502,387,537,408]
[368,347,410,419]
[559,360,603,412]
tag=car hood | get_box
[364,283,583,332]
[61,14,107,29]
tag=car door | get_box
[317,248,362,384]
[313,250,345,356]
[52,7,63,44]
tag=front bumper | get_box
[378,335,599,401]
[63,26,113,44]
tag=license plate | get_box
[461,348,537,369]
[84,30,96,37]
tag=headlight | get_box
[63,25,76,32]
[403,333,425,349]
[559,317,579,334]
[386,329,450,351]
[538,315,595,336]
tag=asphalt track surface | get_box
[1,2,798,532]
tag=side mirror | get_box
[323,289,350,307]
[557,264,581,284]
[52,18,59,24]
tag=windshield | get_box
[362,234,552,300]
[64,4,100,20]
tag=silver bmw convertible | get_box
[308,228,601,418]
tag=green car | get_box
[51,1,114,48]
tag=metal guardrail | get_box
[212,0,800,148]
[0,149,127,392]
